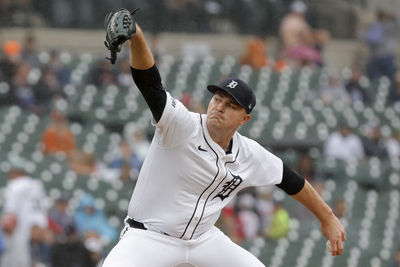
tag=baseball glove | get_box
[104,8,138,64]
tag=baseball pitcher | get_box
[102,9,346,267]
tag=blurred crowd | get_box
[0,0,357,37]
[0,1,399,266]
[0,32,150,267]
[0,156,116,267]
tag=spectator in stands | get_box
[110,141,143,182]
[264,200,290,240]
[279,1,329,68]
[30,224,54,266]
[217,200,243,244]
[295,152,326,198]
[295,152,320,182]
[361,9,399,81]
[217,190,262,244]
[313,27,331,67]
[235,192,261,241]
[291,152,326,220]
[345,66,369,104]
[318,72,351,106]
[389,71,400,102]
[240,37,268,70]
[389,246,400,267]
[21,34,40,68]
[255,187,274,235]
[33,67,64,113]
[123,122,151,163]
[361,121,388,158]
[386,130,400,159]
[324,122,365,161]
[51,224,95,267]
[74,194,117,244]
[1,156,48,267]
[48,49,71,86]
[49,193,76,236]
[41,108,77,156]
[274,53,288,73]
[0,40,21,84]
[11,62,36,110]
[68,149,98,175]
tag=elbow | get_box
[275,164,305,196]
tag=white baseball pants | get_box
[102,225,265,267]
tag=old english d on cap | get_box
[207,77,256,114]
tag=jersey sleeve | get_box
[131,65,167,123]
[246,139,283,187]
[153,92,196,148]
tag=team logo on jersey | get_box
[227,80,238,89]
[171,98,176,108]
[213,173,243,201]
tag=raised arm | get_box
[129,24,154,70]
[291,180,346,256]
[127,23,166,122]
[104,9,167,121]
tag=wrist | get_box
[319,208,335,224]
[135,23,142,36]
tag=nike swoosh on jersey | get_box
[197,145,207,152]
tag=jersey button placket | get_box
[183,155,225,240]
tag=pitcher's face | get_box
[206,90,250,131]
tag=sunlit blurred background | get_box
[0,0,399,266]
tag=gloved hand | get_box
[104,8,138,64]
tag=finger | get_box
[330,240,338,256]
[337,240,344,255]
[342,230,347,242]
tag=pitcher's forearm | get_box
[130,24,154,70]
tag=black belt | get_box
[126,218,147,230]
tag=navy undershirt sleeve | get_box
[130,65,166,123]
[275,163,305,195]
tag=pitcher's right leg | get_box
[102,228,185,267]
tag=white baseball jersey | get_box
[127,92,283,240]
[3,176,48,237]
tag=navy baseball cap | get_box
[207,77,256,114]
